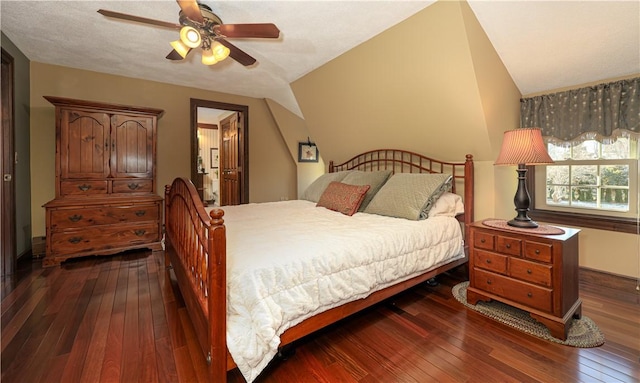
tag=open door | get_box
[190,99,248,205]
[220,112,240,205]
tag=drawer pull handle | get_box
[527,269,532,274]
[486,259,492,264]
[506,243,511,249]
[128,183,140,190]
[480,239,486,243]
[78,184,91,191]
[68,237,82,244]
[135,210,146,217]
[535,249,540,254]
[68,214,82,222]
[527,292,533,298]
[486,279,492,285]
[134,229,146,236]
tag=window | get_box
[531,138,639,233]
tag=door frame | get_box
[190,98,249,204]
[1,48,16,276]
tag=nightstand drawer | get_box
[474,231,495,251]
[510,257,553,287]
[473,269,552,312]
[497,236,522,256]
[524,241,553,263]
[474,250,507,274]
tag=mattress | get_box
[208,199,464,382]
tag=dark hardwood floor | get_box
[2,250,638,383]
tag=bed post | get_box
[164,184,171,268]
[464,154,474,247]
[207,208,227,383]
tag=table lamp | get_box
[495,128,554,228]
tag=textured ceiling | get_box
[1,1,638,117]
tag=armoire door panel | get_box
[110,115,154,178]
[60,109,110,179]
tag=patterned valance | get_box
[520,77,640,144]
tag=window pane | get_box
[601,165,629,186]
[546,185,569,205]
[571,186,597,208]
[547,143,570,161]
[572,140,600,160]
[571,165,597,185]
[546,165,569,185]
[601,188,629,211]
[601,138,629,159]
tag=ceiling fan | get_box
[97,0,280,67]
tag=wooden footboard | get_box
[165,151,474,383]
[164,178,227,380]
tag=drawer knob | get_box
[506,243,511,249]
[535,249,540,254]
[78,184,91,191]
[134,229,146,236]
[486,259,492,264]
[480,238,485,243]
[128,183,140,190]
[135,210,146,217]
[527,292,533,298]
[68,237,82,244]
[486,279,492,285]
[68,214,82,222]
[527,269,532,274]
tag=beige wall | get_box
[291,0,521,231]
[30,62,296,237]
[290,1,638,279]
[265,98,325,197]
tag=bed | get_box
[164,149,474,382]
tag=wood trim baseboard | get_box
[580,267,639,304]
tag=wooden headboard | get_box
[328,149,474,246]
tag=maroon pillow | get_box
[316,182,371,216]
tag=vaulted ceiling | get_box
[1,1,638,117]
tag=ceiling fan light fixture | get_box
[211,41,231,61]
[179,26,202,48]
[201,49,218,65]
[170,40,190,59]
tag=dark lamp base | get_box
[507,218,539,229]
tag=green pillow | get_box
[364,173,453,220]
[341,170,392,211]
[301,171,351,202]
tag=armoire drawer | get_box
[112,179,153,194]
[49,223,160,256]
[49,204,160,229]
[60,180,108,196]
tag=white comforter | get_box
[210,200,464,382]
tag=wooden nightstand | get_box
[466,220,581,340]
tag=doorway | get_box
[1,48,16,276]
[190,99,249,205]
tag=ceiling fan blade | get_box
[216,23,280,39]
[166,49,190,60]
[218,39,257,66]
[176,0,204,24]
[97,9,181,30]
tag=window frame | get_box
[527,165,639,234]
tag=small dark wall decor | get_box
[298,141,318,162]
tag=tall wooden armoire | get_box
[43,96,164,267]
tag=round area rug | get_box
[452,282,605,348]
